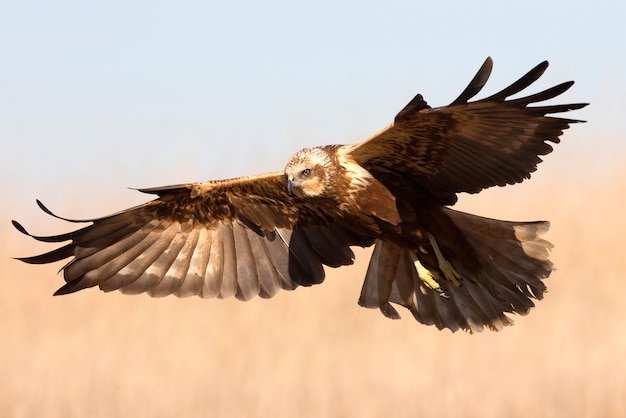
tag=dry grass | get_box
[2,156,625,418]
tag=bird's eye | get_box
[301,168,311,177]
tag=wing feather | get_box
[149,226,200,297]
[217,222,238,299]
[448,56,493,105]
[118,223,180,295]
[244,228,283,299]
[348,57,588,203]
[201,228,224,299]
[200,225,224,299]
[232,220,261,301]
[14,172,373,299]
[268,228,302,290]
[177,227,211,298]
[65,220,160,283]
[478,60,548,103]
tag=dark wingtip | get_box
[13,256,34,264]
[12,220,28,235]
[394,93,430,123]
[13,243,75,264]
[530,60,550,78]
[449,56,494,106]
[481,56,493,69]
[36,199,68,220]
[34,199,92,223]
[477,59,553,104]
[134,183,192,196]
[53,279,90,296]
[53,286,71,296]
[12,221,41,261]
[569,102,590,119]
[54,281,77,295]
[36,199,52,215]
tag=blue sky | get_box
[2,1,623,221]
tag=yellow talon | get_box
[410,253,442,293]
[426,233,463,287]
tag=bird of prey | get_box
[13,57,587,333]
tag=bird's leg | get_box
[426,232,462,287]
[410,252,444,294]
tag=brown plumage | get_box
[13,57,587,332]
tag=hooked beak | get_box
[286,176,295,195]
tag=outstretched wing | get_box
[13,172,373,299]
[348,57,588,204]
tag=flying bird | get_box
[13,57,587,333]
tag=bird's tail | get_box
[358,208,553,333]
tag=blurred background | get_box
[2,1,624,417]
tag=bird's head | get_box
[284,147,332,198]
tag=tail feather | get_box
[359,209,553,333]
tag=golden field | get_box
[2,150,625,417]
